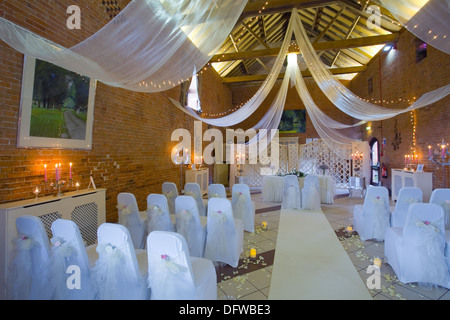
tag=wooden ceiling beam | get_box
[210,33,398,62]
[238,0,339,22]
[222,65,367,83]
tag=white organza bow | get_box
[148,204,163,215]
[117,203,132,215]
[211,210,227,224]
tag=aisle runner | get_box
[269,209,372,300]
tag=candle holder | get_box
[428,139,450,187]
[33,185,41,200]
[50,180,67,197]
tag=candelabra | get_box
[428,140,450,187]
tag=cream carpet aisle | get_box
[269,208,372,300]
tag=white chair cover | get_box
[391,187,423,228]
[208,183,227,199]
[92,223,149,300]
[429,188,450,230]
[49,219,97,300]
[147,231,217,300]
[231,183,255,233]
[146,193,175,234]
[353,186,391,241]
[204,198,244,268]
[162,182,178,215]
[175,195,207,258]
[302,174,321,210]
[7,215,51,300]
[117,193,146,249]
[385,203,450,289]
[184,183,206,217]
[281,175,301,210]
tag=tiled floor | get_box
[216,192,450,300]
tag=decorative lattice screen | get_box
[240,138,352,189]
[298,139,351,189]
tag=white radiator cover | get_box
[0,188,106,299]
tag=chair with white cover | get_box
[281,175,301,210]
[7,215,51,300]
[391,187,423,228]
[92,223,149,300]
[117,192,146,249]
[301,175,321,210]
[49,219,98,300]
[385,203,450,289]
[175,195,207,258]
[162,182,178,215]
[147,231,217,300]
[353,186,391,241]
[146,193,175,234]
[184,182,206,217]
[204,198,244,268]
[429,188,450,230]
[208,183,227,199]
[231,183,255,233]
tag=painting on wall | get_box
[17,56,96,149]
[278,109,306,133]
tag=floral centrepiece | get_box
[276,169,307,178]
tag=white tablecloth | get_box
[262,175,335,204]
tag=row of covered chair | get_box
[7,216,217,300]
[353,187,450,241]
[162,181,255,232]
[281,174,321,210]
[117,182,253,266]
[352,186,450,289]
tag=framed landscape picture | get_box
[278,109,306,133]
[17,56,96,149]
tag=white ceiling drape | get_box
[380,0,450,54]
[0,0,247,92]
[174,10,449,158]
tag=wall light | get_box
[366,126,371,131]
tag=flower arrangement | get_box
[276,169,307,178]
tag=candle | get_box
[44,164,47,182]
[69,163,72,180]
[373,257,382,268]
[250,248,256,259]
[346,226,353,234]
[55,164,59,181]
[442,145,446,158]
[404,155,407,165]
[428,145,432,157]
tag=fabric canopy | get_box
[0,0,247,92]
[380,0,450,54]
[174,9,449,158]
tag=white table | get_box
[262,175,335,204]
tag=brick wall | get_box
[0,0,232,222]
[348,29,450,190]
